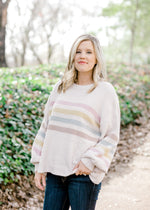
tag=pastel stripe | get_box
[38,130,46,138]
[33,146,41,156]
[48,110,52,116]
[90,147,112,160]
[90,147,110,166]
[100,157,110,167]
[48,124,98,142]
[109,133,118,142]
[50,116,101,137]
[91,148,110,166]
[100,140,116,149]
[56,100,100,123]
[49,101,55,106]
[53,107,99,128]
[41,122,47,130]
[34,138,44,147]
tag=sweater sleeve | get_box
[81,84,120,173]
[30,80,60,172]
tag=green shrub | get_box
[107,64,150,126]
[0,64,61,185]
[0,63,149,185]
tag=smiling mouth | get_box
[78,61,86,64]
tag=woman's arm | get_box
[30,95,51,171]
[30,81,61,172]
[80,84,120,174]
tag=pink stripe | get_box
[90,147,100,153]
[90,147,110,167]
[33,146,41,156]
[49,101,55,106]
[41,122,47,130]
[54,100,100,123]
[109,133,118,142]
[99,156,110,167]
[48,125,98,142]
[96,153,110,167]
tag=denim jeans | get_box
[43,172,101,210]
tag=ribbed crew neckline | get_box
[73,83,94,88]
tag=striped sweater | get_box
[30,80,120,184]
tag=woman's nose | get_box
[80,52,86,58]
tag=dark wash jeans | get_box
[43,172,101,210]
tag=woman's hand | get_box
[34,172,46,191]
[73,161,92,176]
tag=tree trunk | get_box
[0,26,6,67]
[0,0,11,67]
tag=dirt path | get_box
[96,132,150,210]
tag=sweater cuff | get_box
[34,163,39,172]
[81,158,95,172]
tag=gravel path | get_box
[96,132,150,210]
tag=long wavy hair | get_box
[58,34,107,93]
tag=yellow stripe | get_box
[35,138,44,147]
[104,148,112,159]
[49,110,52,116]
[53,107,99,128]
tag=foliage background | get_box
[0,0,150,209]
[0,64,149,185]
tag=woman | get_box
[31,34,120,210]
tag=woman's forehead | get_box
[77,40,94,49]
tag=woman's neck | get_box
[77,72,93,85]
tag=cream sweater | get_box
[31,80,120,184]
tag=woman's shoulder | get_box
[97,81,116,93]
[52,80,62,92]
[97,81,119,104]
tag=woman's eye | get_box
[76,51,81,54]
[87,51,92,54]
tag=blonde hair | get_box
[58,34,107,93]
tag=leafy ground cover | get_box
[0,64,63,186]
[107,63,150,126]
[0,63,149,189]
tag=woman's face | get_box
[74,40,97,74]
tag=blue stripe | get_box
[38,130,46,138]
[100,140,116,147]
[50,116,101,137]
